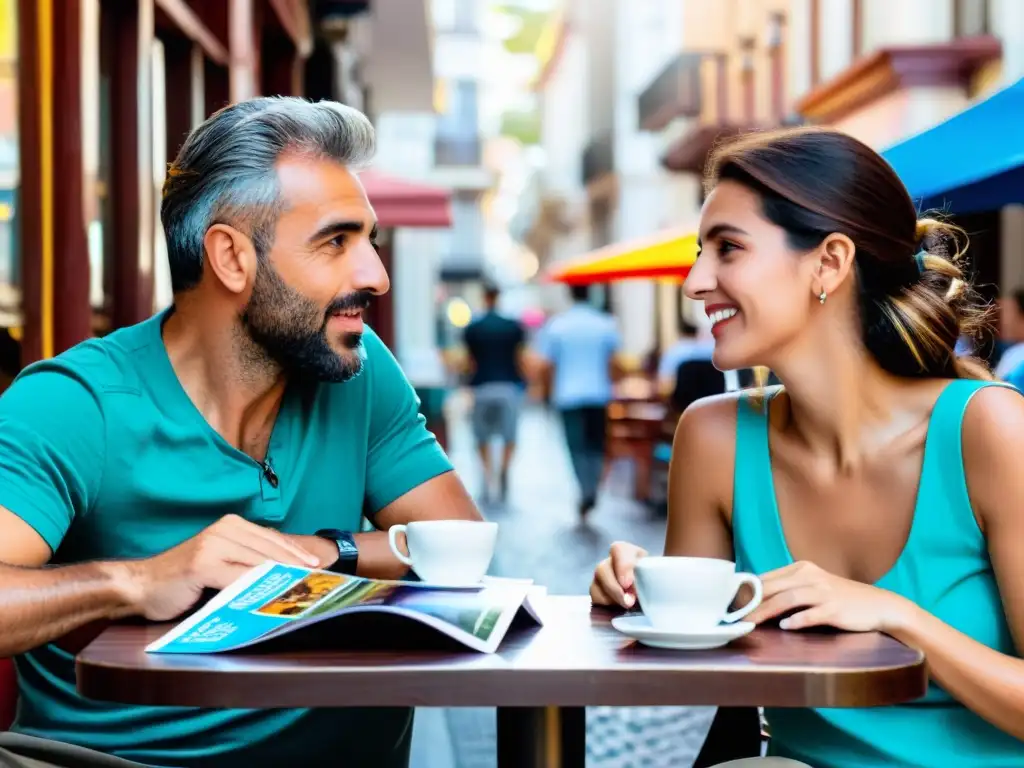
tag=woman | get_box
[590,127,1024,767]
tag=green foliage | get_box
[494,4,550,54]
[500,109,542,145]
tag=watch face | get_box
[337,537,358,558]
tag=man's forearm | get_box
[352,531,412,580]
[0,561,136,657]
[293,532,410,581]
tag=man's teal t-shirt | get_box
[0,310,454,767]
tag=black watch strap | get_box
[314,528,359,575]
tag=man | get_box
[995,288,1024,381]
[533,285,622,518]
[0,97,482,768]
[655,318,715,398]
[461,284,526,502]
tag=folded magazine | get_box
[145,562,545,655]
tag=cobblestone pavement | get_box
[408,392,715,768]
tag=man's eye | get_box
[328,235,347,248]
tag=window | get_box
[436,80,478,138]
[433,0,478,33]
[0,0,19,327]
[954,0,990,37]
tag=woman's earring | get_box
[819,290,827,305]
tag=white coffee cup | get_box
[387,520,498,585]
[633,556,763,632]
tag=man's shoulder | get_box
[11,318,156,398]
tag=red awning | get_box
[358,169,453,228]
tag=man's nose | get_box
[352,241,391,296]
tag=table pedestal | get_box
[497,706,585,768]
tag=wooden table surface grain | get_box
[76,596,927,710]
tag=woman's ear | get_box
[816,233,856,297]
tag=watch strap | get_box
[314,528,359,575]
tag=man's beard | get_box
[239,261,371,383]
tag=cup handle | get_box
[722,573,763,624]
[387,525,413,567]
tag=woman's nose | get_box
[683,253,715,300]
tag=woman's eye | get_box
[719,240,739,255]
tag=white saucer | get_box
[610,614,755,650]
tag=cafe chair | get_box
[692,706,765,767]
[0,658,16,730]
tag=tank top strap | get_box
[914,379,1017,540]
[732,387,791,574]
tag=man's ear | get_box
[203,224,257,295]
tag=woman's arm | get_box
[886,385,1024,740]
[664,395,738,559]
[590,394,738,607]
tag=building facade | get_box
[521,0,1024,365]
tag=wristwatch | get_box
[314,528,359,575]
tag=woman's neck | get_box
[768,328,924,474]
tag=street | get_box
[409,392,715,768]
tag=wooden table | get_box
[77,596,927,768]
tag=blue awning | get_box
[882,77,1024,215]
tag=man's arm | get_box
[0,507,138,656]
[353,473,481,581]
[0,368,322,658]
[606,319,626,382]
[356,331,483,580]
[0,364,126,656]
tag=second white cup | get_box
[633,556,763,633]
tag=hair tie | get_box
[914,251,927,275]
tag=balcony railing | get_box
[581,132,614,186]
[434,135,482,167]
[637,52,705,132]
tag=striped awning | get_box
[359,169,453,228]
[546,229,698,285]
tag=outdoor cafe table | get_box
[76,596,927,768]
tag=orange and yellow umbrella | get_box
[546,229,698,285]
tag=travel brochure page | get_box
[145,562,542,655]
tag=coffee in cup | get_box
[387,520,498,585]
[633,556,762,632]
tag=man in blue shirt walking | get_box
[534,285,623,518]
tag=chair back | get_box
[0,658,15,730]
[670,358,727,414]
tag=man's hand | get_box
[124,515,322,621]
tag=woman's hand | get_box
[590,541,648,608]
[747,560,914,633]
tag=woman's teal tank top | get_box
[732,379,1024,767]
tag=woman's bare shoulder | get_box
[672,392,749,479]
[668,390,756,530]
[673,390,751,450]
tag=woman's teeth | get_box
[710,308,738,325]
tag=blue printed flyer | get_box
[145,562,545,655]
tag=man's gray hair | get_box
[160,96,375,293]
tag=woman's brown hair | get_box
[705,126,992,380]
